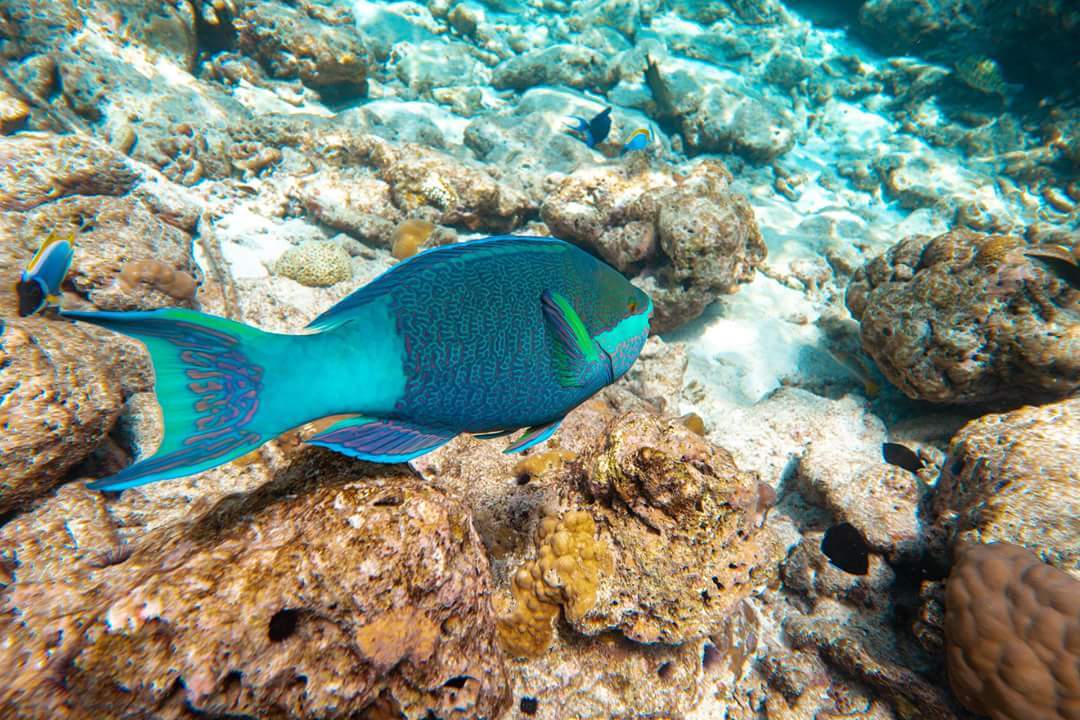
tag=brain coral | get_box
[945,542,1080,720]
[845,229,1080,405]
[273,240,352,287]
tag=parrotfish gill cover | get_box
[60,235,653,491]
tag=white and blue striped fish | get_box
[16,232,74,316]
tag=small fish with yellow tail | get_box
[621,127,651,154]
[16,232,74,316]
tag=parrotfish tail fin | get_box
[59,308,284,491]
[307,417,456,463]
[504,419,563,454]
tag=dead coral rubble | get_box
[0,452,510,720]
[846,229,1080,405]
[541,160,765,332]
[945,542,1080,720]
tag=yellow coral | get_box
[498,510,610,657]
[974,235,1024,268]
[391,219,436,260]
[511,448,576,481]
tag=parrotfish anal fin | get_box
[474,429,518,440]
[540,290,609,388]
[503,419,563,455]
[60,309,270,492]
[308,417,456,463]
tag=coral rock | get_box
[0,134,138,212]
[945,542,1080,720]
[542,161,765,332]
[236,1,370,96]
[930,396,1079,575]
[0,319,123,515]
[392,218,437,259]
[274,240,353,287]
[846,230,1080,405]
[574,412,781,643]
[0,453,510,719]
[492,45,616,92]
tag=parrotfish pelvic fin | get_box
[504,419,563,454]
[474,428,518,440]
[308,417,457,463]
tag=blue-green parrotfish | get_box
[564,107,612,148]
[60,235,654,491]
[17,232,74,317]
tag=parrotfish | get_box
[16,232,74,317]
[622,128,651,154]
[61,235,654,491]
[564,107,612,148]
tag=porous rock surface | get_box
[0,319,123,515]
[0,451,510,720]
[930,396,1079,575]
[541,159,766,332]
[846,230,1080,405]
[945,542,1080,720]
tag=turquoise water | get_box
[0,0,1077,718]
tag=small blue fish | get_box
[622,128,651,153]
[59,235,654,491]
[564,107,612,148]
[16,232,74,317]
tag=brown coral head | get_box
[119,259,198,300]
[945,541,1080,720]
[392,219,436,260]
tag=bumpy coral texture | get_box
[274,240,353,287]
[574,412,781,643]
[541,160,765,332]
[0,454,510,720]
[0,134,138,211]
[846,230,1080,405]
[0,320,123,514]
[931,395,1079,575]
[499,510,611,656]
[945,542,1080,720]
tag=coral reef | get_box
[392,218,437,260]
[499,510,611,656]
[273,240,353,287]
[945,542,1080,720]
[572,411,781,643]
[0,320,123,515]
[0,451,511,719]
[0,134,138,211]
[235,0,370,97]
[846,230,1080,405]
[118,259,198,301]
[542,160,765,331]
[930,396,1079,575]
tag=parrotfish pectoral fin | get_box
[60,308,285,491]
[503,419,563,454]
[540,289,609,388]
[308,417,457,463]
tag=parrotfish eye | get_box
[628,300,638,313]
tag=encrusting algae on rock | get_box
[391,218,437,260]
[498,510,612,657]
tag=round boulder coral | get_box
[274,241,352,287]
[945,542,1080,720]
[845,229,1080,405]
